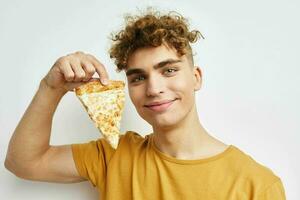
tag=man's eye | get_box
[131,75,145,83]
[164,68,178,75]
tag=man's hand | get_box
[43,51,109,93]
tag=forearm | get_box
[5,79,66,173]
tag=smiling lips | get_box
[144,99,177,112]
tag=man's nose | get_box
[146,75,164,97]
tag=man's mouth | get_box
[144,99,178,112]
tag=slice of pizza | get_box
[75,79,125,149]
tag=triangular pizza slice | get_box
[75,79,125,149]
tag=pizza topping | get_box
[75,80,125,149]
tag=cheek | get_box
[128,87,144,106]
[170,75,195,107]
[170,74,194,94]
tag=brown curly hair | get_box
[109,8,204,72]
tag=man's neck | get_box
[152,105,228,160]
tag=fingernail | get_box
[102,79,108,85]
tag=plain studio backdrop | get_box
[0,0,299,199]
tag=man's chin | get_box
[148,118,180,130]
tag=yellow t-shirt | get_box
[71,131,286,200]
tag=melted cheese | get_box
[77,89,125,149]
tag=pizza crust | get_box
[75,79,125,95]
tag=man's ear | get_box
[193,66,202,91]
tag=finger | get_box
[87,54,109,85]
[81,60,96,82]
[59,60,75,82]
[70,59,86,82]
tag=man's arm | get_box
[4,51,109,183]
[4,80,83,183]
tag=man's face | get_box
[126,44,202,129]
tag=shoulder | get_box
[72,131,148,159]
[118,130,151,148]
[106,130,152,165]
[233,146,278,176]
[228,146,284,194]
[120,130,145,141]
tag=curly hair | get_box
[109,8,204,72]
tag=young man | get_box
[5,10,285,199]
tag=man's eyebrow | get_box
[126,58,181,76]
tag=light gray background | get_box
[1,0,299,199]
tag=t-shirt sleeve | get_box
[258,178,286,200]
[71,137,116,188]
